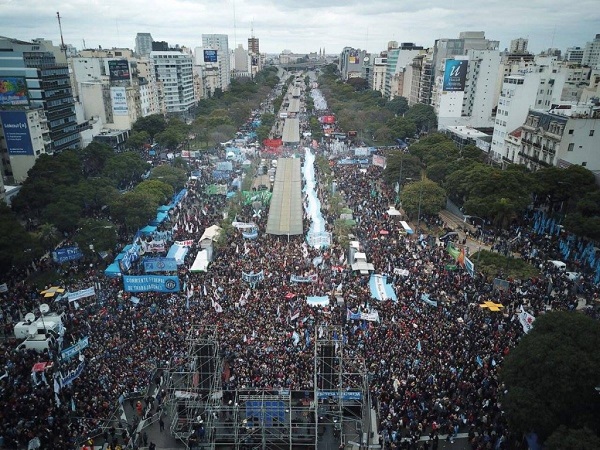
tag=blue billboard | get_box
[204,49,218,63]
[123,275,181,293]
[0,111,34,155]
[52,246,84,263]
[443,59,468,92]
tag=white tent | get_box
[386,206,402,216]
[190,250,210,272]
[200,225,222,242]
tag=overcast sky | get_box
[1,0,598,55]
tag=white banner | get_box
[232,221,257,230]
[66,287,95,302]
[393,268,410,277]
[175,240,194,247]
[0,283,7,293]
[142,240,166,253]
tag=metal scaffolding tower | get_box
[314,325,369,449]
[164,326,222,449]
[162,323,368,449]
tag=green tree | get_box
[12,151,83,216]
[36,223,61,252]
[80,142,114,177]
[72,219,118,257]
[0,203,35,272]
[400,179,446,219]
[125,130,151,150]
[132,114,167,139]
[42,200,82,233]
[545,426,600,450]
[386,96,409,116]
[155,128,185,150]
[346,77,369,91]
[102,152,150,189]
[135,179,175,205]
[149,165,188,191]
[76,178,120,212]
[501,312,600,443]
[109,191,157,231]
[405,103,437,132]
[383,153,421,186]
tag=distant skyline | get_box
[0,0,598,55]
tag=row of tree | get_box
[0,143,187,272]
[316,64,437,146]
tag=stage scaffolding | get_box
[163,324,369,449]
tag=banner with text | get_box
[143,257,178,272]
[123,275,181,293]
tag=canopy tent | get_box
[140,225,157,235]
[200,225,222,242]
[166,244,189,265]
[156,211,168,223]
[386,206,402,216]
[190,250,210,272]
[157,205,171,213]
[104,262,122,277]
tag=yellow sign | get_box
[40,286,65,298]
[479,301,504,312]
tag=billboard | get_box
[204,49,218,63]
[111,86,128,116]
[107,59,130,81]
[0,111,34,155]
[443,59,468,91]
[0,77,29,106]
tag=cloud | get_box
[0,0,598,55]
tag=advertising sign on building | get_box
[204,50,218,63]
[111,87,129,116]
[0,111,34,155]
[443,59,468,92]
[0,77,29,106]
[108,59,130,81]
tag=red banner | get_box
[263,138,283,148]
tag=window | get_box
[568,129,574,135]
[567,143,574,151]
[590,130,595,136]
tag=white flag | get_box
[518,306,535,333]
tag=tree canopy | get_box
[400,179,446,219]
[501,312,600,444]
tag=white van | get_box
[17,335,56,353]
[548,260,567,271]
[14,312,64,340]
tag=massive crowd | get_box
[1,139,599,448]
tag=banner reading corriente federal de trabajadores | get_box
[123,275,181,293]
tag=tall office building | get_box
[433,49,501,130]
[383,42,424,99]
[582,34,600,67]
[135,33,153,57]
[0,36,80,153]
[202,34,230,90]
[509,38,528,54]
[565,47,584,64]
[151,50,195,114]
[248,37,259,55]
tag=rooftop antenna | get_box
[56,11,68,60]
[82,39,86,49]
[233,0,237,47]
[251,19,254,39]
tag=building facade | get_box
[519,105,600,171]
[151,50,195,114]
[135,33,153,57]
[202,34,230,91]
[582,34,600,68]
[0,37,80,163]
[433,49,501,130]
